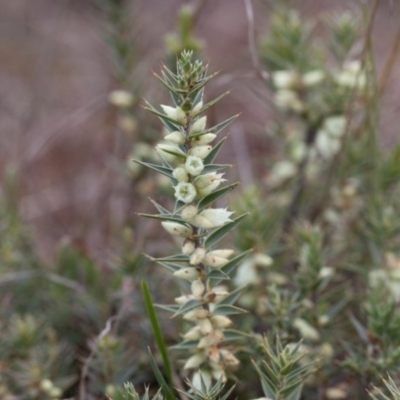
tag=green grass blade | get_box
[141,281,173,387]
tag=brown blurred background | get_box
[1,0,399,261]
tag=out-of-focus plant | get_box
[165,4,205,60]
[230,3,400,399]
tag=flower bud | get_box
[191,279,205,297]
[320,343,334,359]
[189,145,212,159]
[174,267,200,281]
[302,70,325,87]
[293,318,320,342]
[211,368,226,382]
[161,105,186,124]
[254,253,273,267]
[199,318,214,335]
[118,115,137,133]
[40,379,53,392]
[274,89,304,112]
[203,254,228,268]
[191,133,217,146]
[271,70,299,89]
[183,326,202,340]
[220,349,240,366]
[184,353,206,369]
[325,387,348,400]
[198,335,217,348]
[192,370,212,391]
[193,173,225,189]
[164,130,186,145]
[182,239,196,255]
[190,215,216,229]
[198,208,233,227]
[175,294,195,304]
[181,205,198,220]
[161,221,192,237]
[190,116,207,133]
[192,101,203,116]
[324,116,346,138]
[108,90,134,108]
[174,182,197,203]
[49,387,62,398]
[185,155,204,176]
[172,167,189,182]
[211,315,233,328]
[318,314,330,327]
[183,308,209,321]
[208,347,221,363]
[190,247,206,265]
[213,290,229,302]
[207,249,234,259]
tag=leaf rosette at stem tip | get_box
[137,50,248,386]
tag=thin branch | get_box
[244,0,269,81]
[379,21,400,93]
[79,316,119,400]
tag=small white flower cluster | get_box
[369,252,400,301]
[272,69,325,113]
[156,108,227,205]
[315,115,347,159]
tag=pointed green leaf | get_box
[173,299,203,317]
[216,285,247,306]
[191,89,204,108]
[280,380,304,400]
[203,136,227,165]
[198,182,239,210]
[154,72,185,95]
[213,304,247,315]
[147,348,176,400]
[349,313,369,343]
[133,159,173,179]
[155,304,180,313]
[170,340,199,350]
[156,147,186,161]
[251,360,277,398]
[138,213,189,226]
[261,361,281,386]
[220,250,252,277]
[223,329,252,341]
[208,114,239,136]
[189,72,218,95]
[144,101,185,126]
[195,91,230,116]
[144,101,183,132]
[155,254,190,263]
[205,213,248,248]
[207,268,229,280]
[142,282,173,388]
[174,200,186,214]
[202,164,232,174]
[149,198,170,215]
[155,261,182,273]
[162,64,179,83]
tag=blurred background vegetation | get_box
[2,0,400,399]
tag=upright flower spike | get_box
[138,50,247,385]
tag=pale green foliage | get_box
[370,376,400,400]
[252,337,313,400]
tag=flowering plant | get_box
[136,50,249,388]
